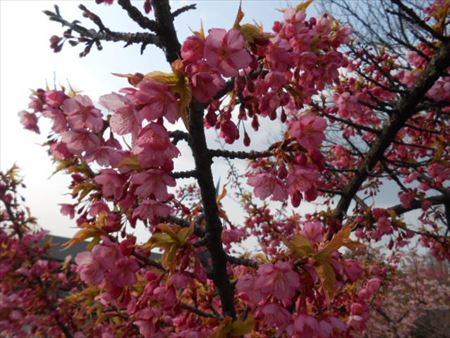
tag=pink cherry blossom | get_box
[221,228,245,245]
[247,172,288,202]
[236,273,263,305]
[61,130,101,156]
[266,39,294,72]
[301,221,324,243]
[204,28,252,77]
[132,123,180,168]
[287,164,319,193]
[99,92,141,136]
[255,261,300,302]
[289,114,327,150]
[50,142,72,160]
[181,35,205,63]
[333,91,360,118]
[18,111,40,134]
[258,303,293,334]
[428,163,450,186]
[28,97,43,112]
[59,204,75,219]
[186,62,225,103]
[110,255,139,287]
[44,90,67,108]
[366,278,382,296]
[89,145,127,168]
[132,199,171,222]
[294,313,319,337]
[63,95,104,133]
[131,169,175,201]
[42,107,68,132]
[94,169,125,201]
[75,251,104,285]
[219,119,239,144]
[343,260,363,282]
[131,79,178,123]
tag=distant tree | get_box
[365,252,449,338]
[3,0,449,336]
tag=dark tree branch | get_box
[321,112,381,134]
[226,254,260,268]
[79,4,108,32]
[152,0,181,63]
[169,130,191,145]
[334,40,450,220]
[389,195,449,216]
[117,0,158,32]
[390,0,449,42]
[188,101,237,319]
[164,215,190,228]
[132,251,165,271]
[172,4,197,18]
[44,6,160,56]
[209,149,272,160]
[181,302,222,320]
[172,170,197,179]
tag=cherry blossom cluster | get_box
[11,0,450,336]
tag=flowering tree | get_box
[365,252,449,338]
[3,0,449,336]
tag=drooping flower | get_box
[18,111,40,134]
[42,108,68,133]
[59,204,75,219]
[219,119,239,144]
[50,142,72,160]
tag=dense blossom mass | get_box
[2,0,449,337]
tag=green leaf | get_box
[284,233,314,258]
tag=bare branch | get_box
[172,170,197,179]
[172,4,197,18]
[390,195,449,216]
[226,254,260,268]
[390,0,449,42]
[117,0,158,32]
[180,302,222,320]
[209,149,272,160]
[44,6,160,57]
